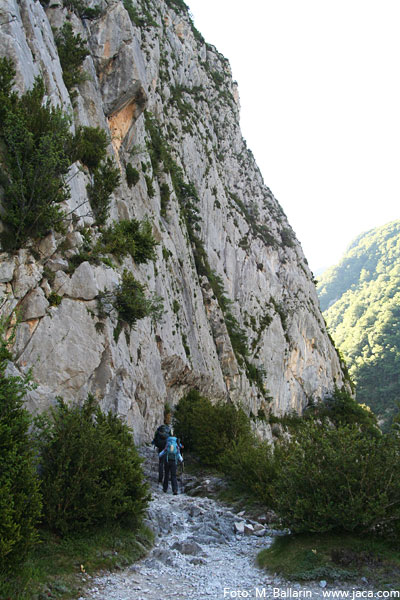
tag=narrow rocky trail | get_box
[79,448,380,600]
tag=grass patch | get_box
[257,533,400,588]
[0,523,153,599]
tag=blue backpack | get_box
[165,436,179,462]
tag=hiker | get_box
[151,415,172,484]
[159,435,184,495]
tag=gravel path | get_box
[78,448,383,600]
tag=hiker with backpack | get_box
[159,434,184,495]
[152,417,172,485]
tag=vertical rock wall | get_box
[0,0,348,442]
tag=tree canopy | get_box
[317,220,400,429]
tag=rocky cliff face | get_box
[0,0,347,442]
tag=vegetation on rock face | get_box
[55,22,89,99]
[0,59,120,248]
[97,270,163,338]
[68,217,158,272]
[0,59,72,250]
[165,0,189,13]
[87,157,121,225]
[100,218,158,264]
[61,0,102,19]
[144,111,268,395]
[113,271,163,327]
[126,163,140,188]
[123,0,158,28]
[317,220,400,428]
[71,125,120,225]
[73,126,108,171]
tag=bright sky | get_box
[187,0,400,274]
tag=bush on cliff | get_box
[100,218,158,264]
[55,22,89,98]
[0,315,42,571]
[34,395,149,534]
[0,58,73,250]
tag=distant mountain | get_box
[317,220,400,428]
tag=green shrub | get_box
[0,57,17,123]
[62,0,102,19]
[272,420,400,536]
[160,182,170,216]
[172,389,203,452]
[123,0,158,27]
[55,22,89,98]
[100,218,157,264]
[173,390,252,467]
[34,395,149,534]
[0,315,42,570]
[113,271,163,328]
[245,359,267,394]
[97,270,163,332]
[125,163,139,188]
[123,0,141,25]
[48,292,62,307]
[165,0,188,14]
[306,387,379,433]
[220,437,276,506]
[87,157,121,225]
[72,127,119,226]
[280,227,296,248]
[73,126,108,171]
[0,60,73,250]
[145,175,155,197]
[172,299,180,314]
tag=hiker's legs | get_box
[163,457,170,492]
[158,451,164,483]
[163,459,177,493]
[169,460,178,494]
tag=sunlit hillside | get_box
[317,220,400,428]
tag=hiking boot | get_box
[173,491,178,495]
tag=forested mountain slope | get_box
[317,220,400,427]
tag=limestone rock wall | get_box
[0,0,347,442]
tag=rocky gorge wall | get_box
[0,0,347,442]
